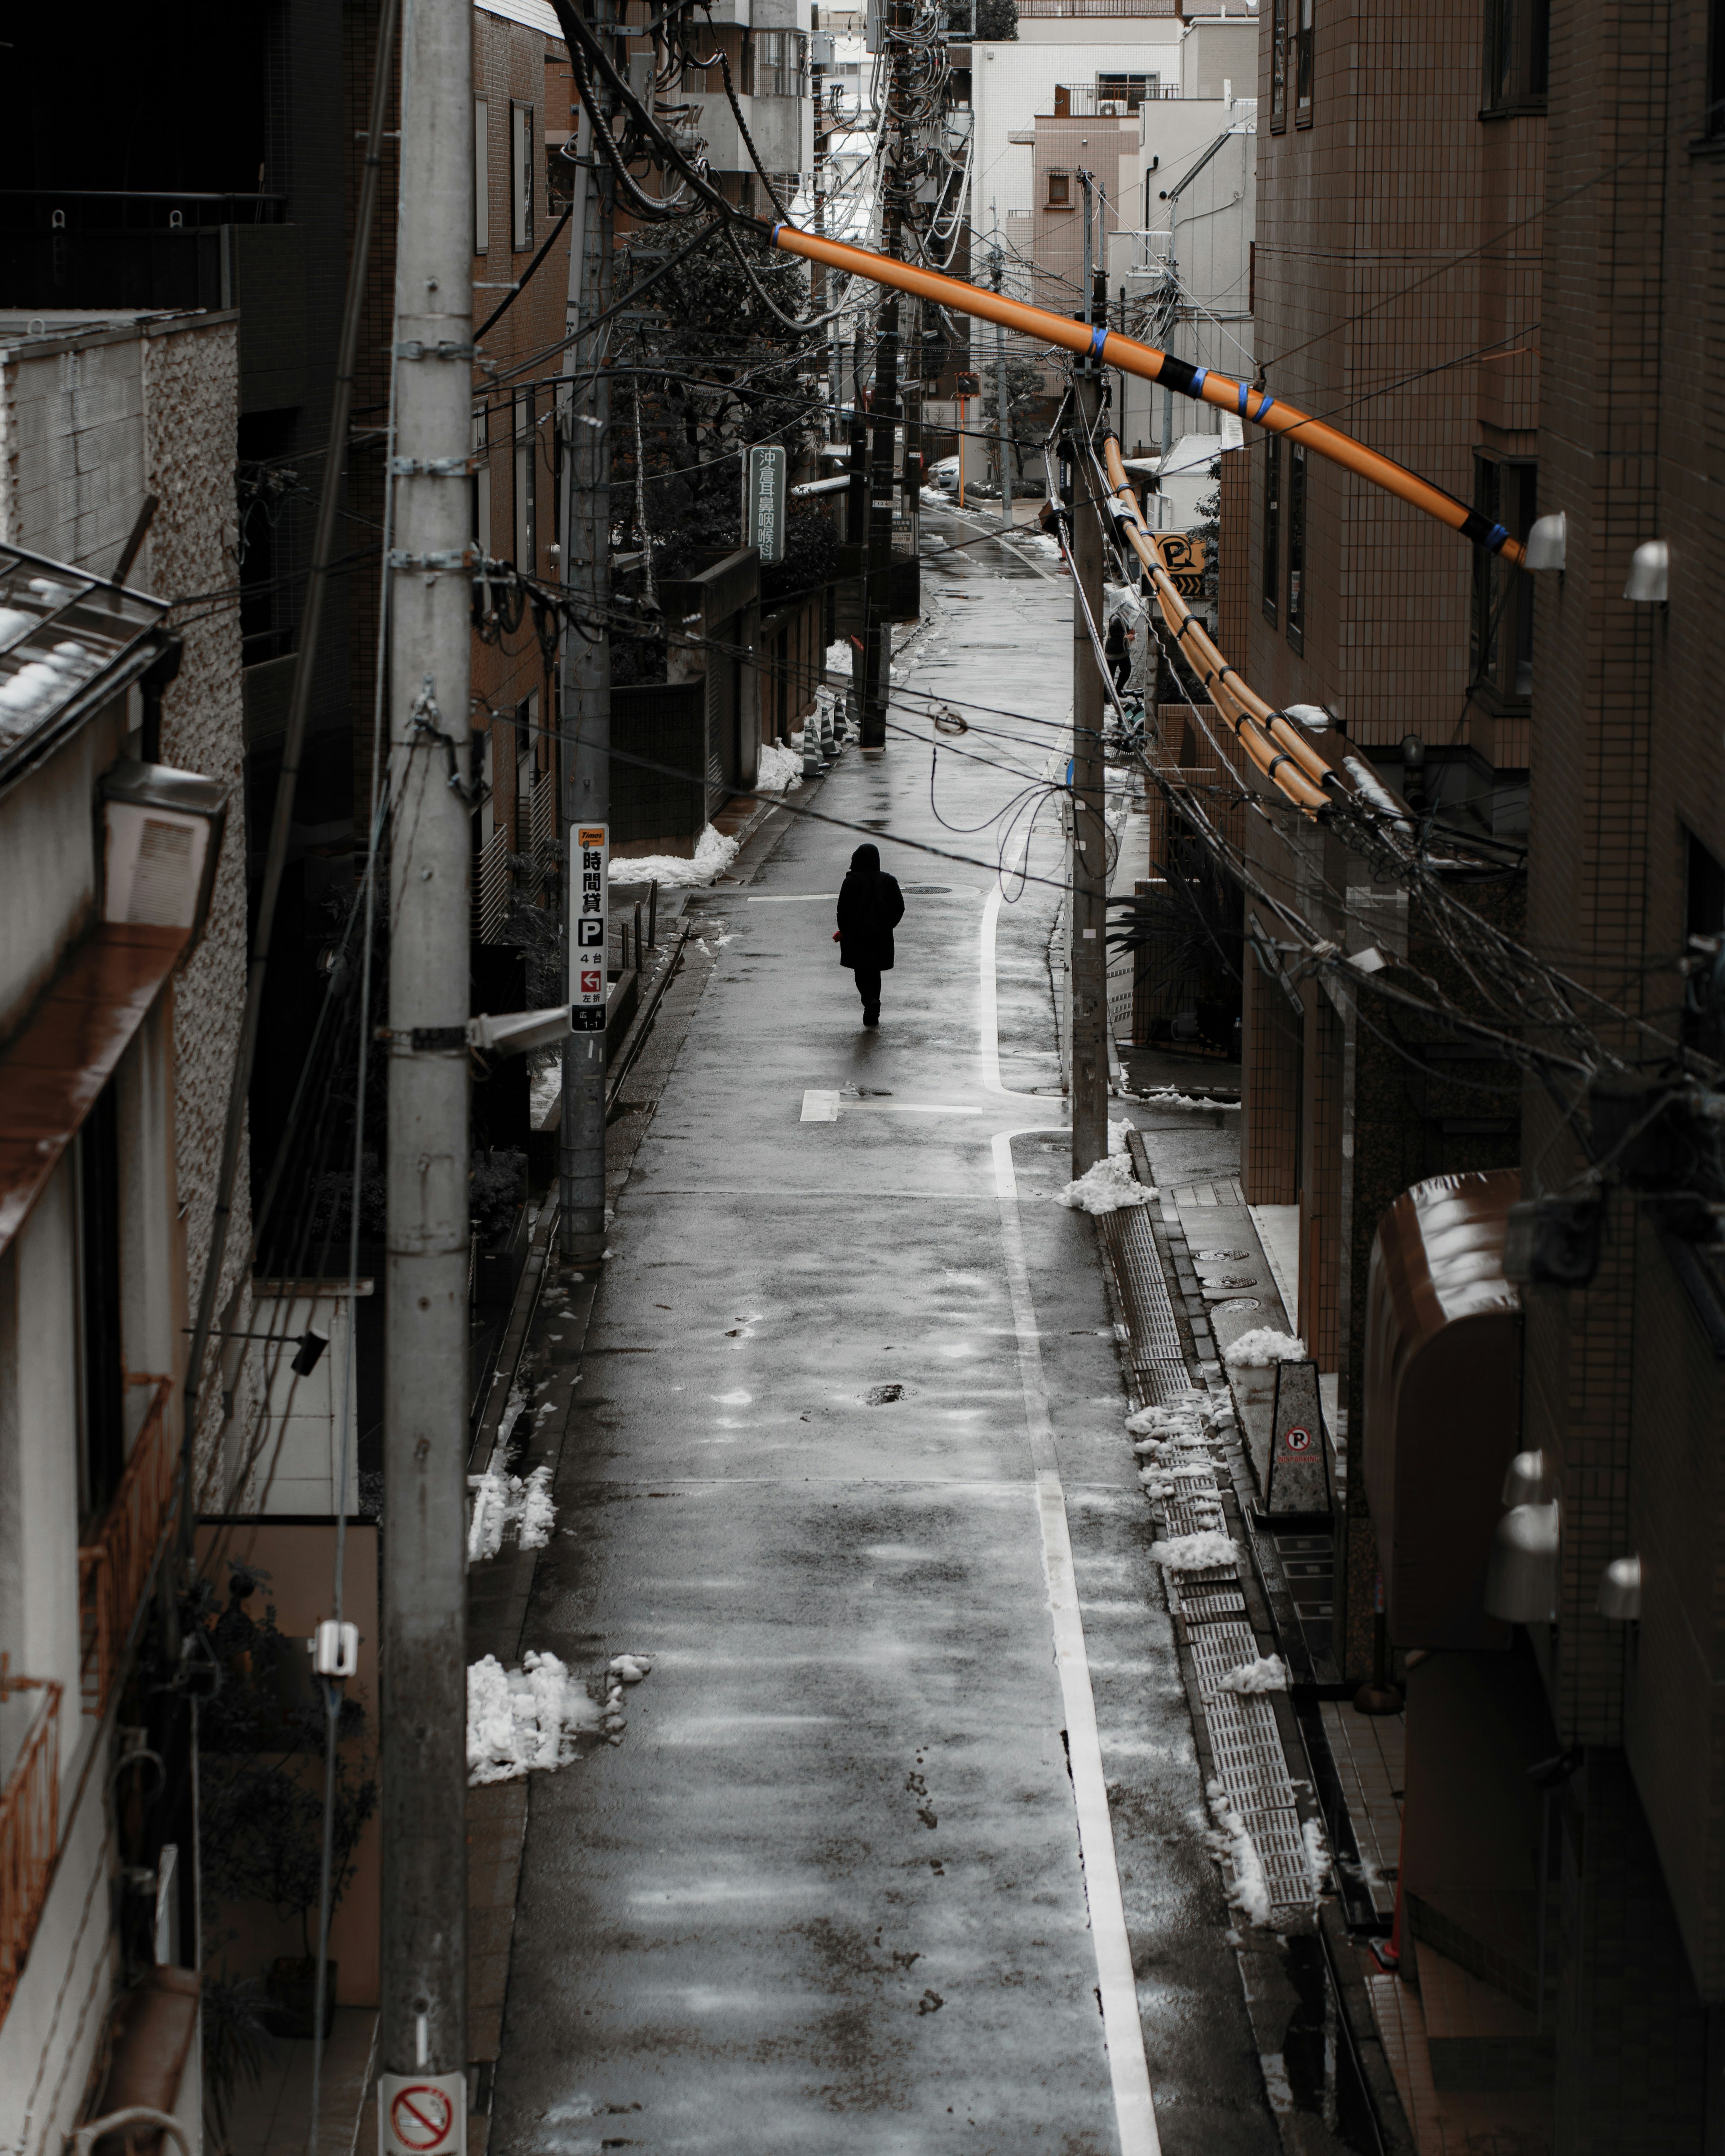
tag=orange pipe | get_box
[1101,439,1336,793]
[1097,454,1329,817]
[771,222,1526,569]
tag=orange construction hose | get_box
[1099,438,1336,795]
[1095,446,1330,818]
[770,222,1526,570]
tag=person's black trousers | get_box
[853,966,882,1019]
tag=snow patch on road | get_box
[467,1460,555,1562]
[1148,1528,1240,1572]
[1221,1654,1289,1695]
[467,1648,655,1783]
[1205,1780,1272,1926]
[1056,1151,1155,1215]
[1223,1326,1308,1368]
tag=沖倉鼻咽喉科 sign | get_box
[743,444,787,566]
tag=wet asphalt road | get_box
[490,509,1278,2156]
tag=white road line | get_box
[799,1090,840,1121]
[994,1131,1162,2156]
[980,890,1161,2156]
[747,892,841,901]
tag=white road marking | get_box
[748,892,840,901]
[799,1089,840,1121]
[980,884,1162,2156]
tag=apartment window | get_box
[473,408,492,556]
[510,102,535,251]
[1286,441,1306,650]
[757,31,783,96]
[514,389,534,569]
[1270,0,1287,125]
[1294,0,1314,120]
[474,100,490,253]
[1482,0,1550,114]
[1047,168,1071,208]
[1096,72,1154,111]
[75,1086,125,1532]
[1261,437,1281,625]
[1470,454,1537,702]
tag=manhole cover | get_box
[1193,1248,1250,1263]
[865,1383,905,1405]
[1209,1274,1258,1290]
[1213,1297,1262,1313]
[902,884,951,893]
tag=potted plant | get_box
[194,1567,379,2040]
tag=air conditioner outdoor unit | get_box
[102,757,228,946]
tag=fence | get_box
[77,1376,174,1719]
[473,825,511,944]
[0,1676,63,2019]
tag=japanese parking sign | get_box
[571,822,607,1033]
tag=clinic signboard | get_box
[743,444,787,565]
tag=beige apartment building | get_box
[1193,0,1725,2145]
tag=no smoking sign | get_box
[380,2074,466,2156]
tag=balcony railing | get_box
[1022,0,1177,16]
[77,1375,175,1719]
[0,1674,63,2020]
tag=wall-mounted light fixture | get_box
[1624,540,1669,604]
[1597,1554,1642,1621]
[1483,1500,1560,1624]
[1524,512,1566,572]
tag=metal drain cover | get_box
[1193,1248,1250,1263]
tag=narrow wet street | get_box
[488,514,1282,2155]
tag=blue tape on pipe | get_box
[1090,324,1108,359]
[1237,382,1250,416]
[1487,522,1510,554]
[772,224,785,245]
[1190,367,1208,396]
[1257,393,1275,423]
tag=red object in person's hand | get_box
[832,930,841,941]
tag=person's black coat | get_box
[836,844,905,971]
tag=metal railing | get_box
[76,1376,174,1719]
[1022,0,1177,17]
[0,1674,62,2020]
[1052,80,1176,114]
[473,826,511,944]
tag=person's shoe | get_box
[862,1006,880,1028]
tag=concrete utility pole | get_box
[1070,173,1109,1177]
[858,0,907,755]
[989,206,1012,528]
[379,0,472,2121]
[559,32,614,1264]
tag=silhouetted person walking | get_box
[833,842,905,1027]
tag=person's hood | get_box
[849,843,881,874]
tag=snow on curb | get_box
[756,738,802,791]
[1056,1153,1156,1214]
[1147,1528,1240,1572]
[609,822,739,888]
[1128,1087,1242,1113]
[1205,1780,1272,1926]
[1223,1326,1308,1369]
[468,1461,555,1562]
[466,1649,655,1784]
[1220,1654,1289,1695]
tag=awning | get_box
[1362,1168,1522,1649]
[0,923,186,1255]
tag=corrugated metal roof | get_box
[474,0,564,39]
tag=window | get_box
[1046,168,1071,207]
[1286,442,1306,649]
[474,100,490,254]
[1270,0,1287,125]
[473,408,492,555]
[1295,0,1314,120]
[515,389,534,569]
[1482,0,1550,114]
[510,102,534,252]
[1262,437,1281,625]
[1096,72,1155,111]
[1470,454,1537,703]
[1685,829,1725,1061]
[75,1086,124,1533]
[757,31,783,96]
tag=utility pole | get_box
[1070,172,1109,1178]
[559,22,614,1264]
[379,0,471,2123]
[988,204,1012,528]
[858,0,907,755]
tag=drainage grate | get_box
[1161,1499,1227,1538]
[1249,1807,1317,1909]
[1185,1621,1262,1699]
[1173,1579,1248,1622]
[1108,1210,1185,1359]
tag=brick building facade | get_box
[1225,0,1725,2141]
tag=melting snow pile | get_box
[467,1652,604,1782]
[1148,1528,1239,1572]
[1205,1780,1272,1926]
[468,1461,556,1562]
[609,823,739,889]
[824,637,854,679]
[756,738,802,791]
[1224,1326,1308,1369]
[1129,1087,1242,1113]
[1056,1127,1154,1215]
[1303,1816,1331,1895]
[466,1649,655,1784]
[1221,1654,1289,1695]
